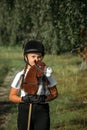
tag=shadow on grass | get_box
[53,100,87,129]
[0,65,10,86]
[0,101,15,115]
[0,101,16,128]
[70,118,87,126]
[66,101,87,110]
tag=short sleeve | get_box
[11,71,23,89]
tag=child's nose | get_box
[36,56,40,61]
[35,58,38,62]
[34,57,38,62]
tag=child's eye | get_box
[32,55,42,59]
[38,56,42,59]
[32,56,36,58]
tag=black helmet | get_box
[24,40,45,56]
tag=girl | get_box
[9,40,58,130]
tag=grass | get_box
[0,46,87,130]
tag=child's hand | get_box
[21,94,46,103]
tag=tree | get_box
[0,0,87,54]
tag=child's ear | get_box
[24,55,28,62]
[25,55,27,60]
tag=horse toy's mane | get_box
[22,60,46,94]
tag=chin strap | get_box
[24,56,32,67]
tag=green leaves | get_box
[0,0,87,54]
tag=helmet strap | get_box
[24,55,32,67]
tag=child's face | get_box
[26,52,43,66]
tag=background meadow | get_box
[0,46,87,130]
[0,1,87,130]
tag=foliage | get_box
[0,0,87,54]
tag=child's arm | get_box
[9,87,22,103]
[45,86,58,102]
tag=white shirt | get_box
[11,70,57,97]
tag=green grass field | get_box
[0,46,87,130]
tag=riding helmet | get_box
[24,40,45,56]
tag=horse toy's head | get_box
[22,60,46,94]
[35,60,46,78]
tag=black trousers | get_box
[17,103,50,130]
